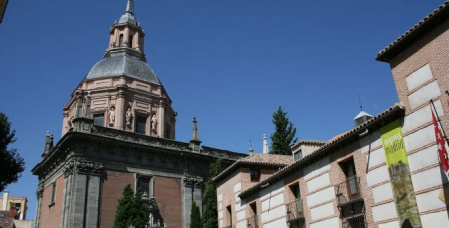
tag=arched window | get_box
[129,35,133,48]
[119,34,123,47]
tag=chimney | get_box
[353,111,373,127]
[2,191,8,210]
[263,134,269,154]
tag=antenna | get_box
[357,94,363,111]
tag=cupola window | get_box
[93,113,105,126]
[129,35,133,47]
[119,34,124,47]
[135,115,146,134]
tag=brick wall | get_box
[390,19,449,119]
[154,176,182,228]
[39,174,64,228]
[100,169,134,228]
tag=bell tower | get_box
[62,0,177,139]
[107,0,145,59]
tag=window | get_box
[129,35,133,47]
[286,183,304,224]
[250,169,260,182]
[164,123,171,138]
[119,34,124,46]
[93,113,104,126]
[340,158,358,196]
[13,203,21,219]
[49,182,56,207]
[135,116,146,134]
[293,149,303,161]
[137,175,153,196]
[226,205,232,226]
[247,202,258,227]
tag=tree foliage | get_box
[0,112,25,192]
[270,106,298,155]
[113,184,149,228]
[203,159,222,228]
[190,201,202,228]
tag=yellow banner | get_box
[380,120,408,167]
[380,119,422,228]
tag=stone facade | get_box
[32,1,246,228]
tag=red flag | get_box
[431,106,449,172]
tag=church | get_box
[31,1,246,227]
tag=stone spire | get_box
[249,140,254,155]
[105,0,145,59]
[118,0,137,25]
[42,131,54,158]
[125,0,134,14]
[190,117,202,152]
[263,134,269,154]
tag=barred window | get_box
[250,169,260,182]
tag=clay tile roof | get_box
[0,211,15,228]
[377,2,449,62]
[238,104,405,199]
[213,153,293,183]
[298,140,327,146]
[239,153,293,165]
[328,132,348,142]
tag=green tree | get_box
[0,112,25,192]
[203,159,222,228]
[270,106,298,155]
[190,201,202,228]
[113,184,149,228]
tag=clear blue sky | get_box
[0,0,444,219]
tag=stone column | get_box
[124,27,130,47]
[158,100,165,138]
[61,167,73,228]
[61,159,103,228]
[116,85,127,130]
[34,182,44,228]
[182,174,204,228]
[85,170,102,227]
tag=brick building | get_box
[215,2,449,228]
[31,1,246,228]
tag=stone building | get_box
[31,1,246,228]
[215,2,449,228]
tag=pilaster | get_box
[61,159,103,228]
[158,100,165,137]
[116,84,127,130]
[34,182,44,228]
[182,174,204,228]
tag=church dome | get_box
[86,51,160,85]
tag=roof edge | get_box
[238,104,405,199]
[376,2,449,62]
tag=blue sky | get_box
[0,0,444,219]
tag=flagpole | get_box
[430,99,449,146]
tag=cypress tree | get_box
[113,184,149,228]
[0,111,25,192]
[270,106,298,155]
[203,159,222,228]
[190,201,202,228]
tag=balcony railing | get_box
[342,214,366,228]
[246,215,258,228]
[285,198,304,222]
[335,177,363,206]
